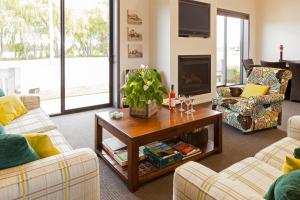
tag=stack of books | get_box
[103,137,146,167]
[144,142,182,168]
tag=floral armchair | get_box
[212,67,292,133]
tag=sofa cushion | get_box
[0,95,28,125]
[220,157,282,197]
[24,133,61,158]
[240,83,270,98]
[0,134,39,170]
[4,108,56,135]
[255,137,300,171]
[45,129,73,153]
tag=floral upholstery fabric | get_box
[213,67,292,133]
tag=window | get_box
[0,0,113,115]
[217,9,249,86]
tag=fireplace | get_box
[178,55,211,95]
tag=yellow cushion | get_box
[240,84,270,98]
[282,156,300,174]
[24,133,60,158]
[0,95,28,125]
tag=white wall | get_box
[149,0,257,103]
[256,0,300,61]
[119,0,150,85]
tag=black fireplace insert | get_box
[178,55,211,95]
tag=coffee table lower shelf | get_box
[96,140,215,185]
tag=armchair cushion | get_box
[240,83,269,98]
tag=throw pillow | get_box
[0,124,6,135]
[0,134,39,170]
[282,156,300,174]
[0,95,28,125]
[0,89,5,97]
[24,133,60,158]
[265,169,300,200]
[240,84,270,98]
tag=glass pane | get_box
[0,0,61,114]
[65,0,110,110]
[217,16,226,86]
[226,17,242,85]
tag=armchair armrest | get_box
[19,95,40,110]
[0,148,100,200]
[248,94,285,106]
[173,161,261,200]
[288,116,300,140]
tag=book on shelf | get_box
[102,137,146,167]
[164,138,202,159]
[144,141,182,168]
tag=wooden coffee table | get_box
[95,106,222,192]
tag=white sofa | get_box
[173,116,300,200]
[1,95,100,200]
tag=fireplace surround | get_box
[178,55,211,95]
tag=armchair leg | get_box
[278,112,282,125]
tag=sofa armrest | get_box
[248,94,285,106]
[0,148,100,200]
[173,161,262,200]
[288,116,300,140]
[19,95,41,110]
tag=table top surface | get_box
[96,106,221,139]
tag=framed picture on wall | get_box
[127,10,143,25]
[128,44,143,58]
[127,27,143,41]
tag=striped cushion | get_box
[46,129,73,153]
[4,108,56,135]
[255,137,300,170]
[0,148,100,200]
[220,157,282,196]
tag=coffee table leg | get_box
[127,141,139,192]
[214,114,223,153]
[95,116,103,153]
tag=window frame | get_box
[216,9,250,88]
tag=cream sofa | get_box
[1,95,100,200]
[173,116,300,200]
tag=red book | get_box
[172,141,201,156]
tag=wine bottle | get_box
[169,84,176,111]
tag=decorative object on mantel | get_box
[279,44,284,62]
[122,65,168,118]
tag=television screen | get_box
[179,0,210,38]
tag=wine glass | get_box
[190,96,196,112]
[178,95,185,112]
[184,97,191,115]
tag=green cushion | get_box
[294,147,300,159]
[0,89,5,97]
[0,124,5,135]
[0,134,39,170]
[265,169,300,200]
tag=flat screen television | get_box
[179,0,210,38]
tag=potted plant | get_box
[122,65,168,118]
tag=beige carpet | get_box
[52,101,300,200]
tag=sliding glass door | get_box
[0,0,61,114]
[0,0,112,114]
[64,0,110,110]
[217,10,249,86]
